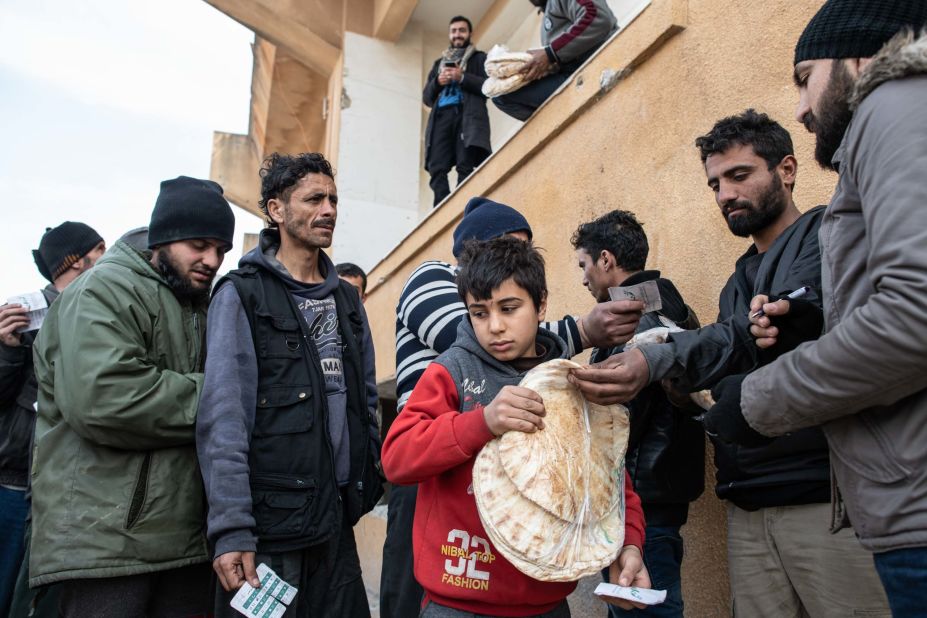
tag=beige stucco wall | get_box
[362,0,833,615]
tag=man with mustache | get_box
[29,177,234,616]
[572,110,889,616]
[705,1,927,613]
[423,15,491,207]
[198,153,382,617]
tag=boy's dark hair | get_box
[571,210,648,273]
[695,109,794,170]
[450,15,473,31]
[258,152,335,226]
[457,237,547,311]
[336,262,367,293]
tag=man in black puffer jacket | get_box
[572,210,703,618]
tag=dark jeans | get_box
[427,105,489,206]
[9,521,60,618]
[873,547,927,618]
[214,508,369,618]
[0,486,28,616]
[492,49,596,121]
[380,483,423,618]
[58,563,212,618]
[604,526,684,617]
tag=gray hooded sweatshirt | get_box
[197,229,378,557]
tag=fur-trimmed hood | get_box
[851,28,927,110]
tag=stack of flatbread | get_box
[473,359,631,581]
[482,44,535,97]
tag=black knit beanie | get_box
[795,0,927,64]
[148,176,235,249]
[32,221,104,282]
[452,197,533,258]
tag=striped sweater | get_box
[395,260,581,410]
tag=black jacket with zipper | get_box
[222,265,383,553]
[591,271,704,526]
[641,207,831,510]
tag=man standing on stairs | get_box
[423,15,492,206]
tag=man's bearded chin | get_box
[725,173,787,237]
[451,36,471,49]
[157,251,214,305]
[807,61,855,171]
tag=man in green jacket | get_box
[30,176,235,617]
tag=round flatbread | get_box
[497,359,628,522]
[474,439,626,581]
[473,359,631,581]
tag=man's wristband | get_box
[544,45,559,65]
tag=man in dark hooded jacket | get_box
[198,152,382,618]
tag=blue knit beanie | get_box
[452,197,532,258]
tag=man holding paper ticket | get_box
[570,110,888,616]
[0,222,104,616]
[712,1,927,613]
[572,210,703,618]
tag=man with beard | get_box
[29,177,234,617]
[198,153,381,617]
[571,110,889,616]
[423,16,491,206]
[705,2,927,614]
[493,0,618,121]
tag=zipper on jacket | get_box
[192,312,203,369]
[343,339,370,499]
[126,453,152,529]
[288,295,341,505]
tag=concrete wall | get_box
[361,0,834,615]
[334,27,426,271]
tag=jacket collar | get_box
[618,270,660,287]
[851,29,927,111]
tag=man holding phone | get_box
[422,15,491,206]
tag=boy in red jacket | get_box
[382,237,650,617]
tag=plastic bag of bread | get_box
[473,359,631,581]
[482,44,534,97]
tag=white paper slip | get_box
[608,280,662,314]
[230,563,299,617]
[594,582,667,605]
[257,563,298,605]
[230,584,286,618]
[6,291,49,333]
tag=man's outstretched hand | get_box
[580,300,644,349]
[568,348,649,405]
